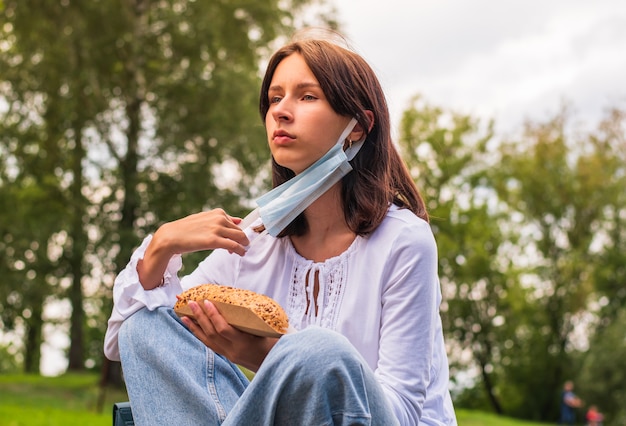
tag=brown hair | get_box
[259,37,428,236]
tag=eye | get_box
[302,94,317,101]
[269,95,282,104]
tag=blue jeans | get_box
[118,307,399,425]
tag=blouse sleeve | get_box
[375,219,445,425]
[103,223,262,361]
[103,235,184,361]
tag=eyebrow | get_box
[268,82,322,92]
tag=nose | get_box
[270,98,294,123]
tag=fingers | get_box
[218,225,250,254]
[184,300,238,345]
[181,300,277,371]
[182,301,219,350]
[161,209,250,255]
[201,209,250,250]
[198,299,234,335]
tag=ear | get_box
[349,110,375,142]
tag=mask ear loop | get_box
[344,137,364,161]
[238,117,359,245]
[238,208,260,232]
[341,118,365,162]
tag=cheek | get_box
[264,119,273,143]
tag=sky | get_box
[334,0,626,137]
[35,0,626,376]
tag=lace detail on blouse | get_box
[286,239,358,331]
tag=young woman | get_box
[104,32,457,425]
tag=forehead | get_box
[269,53,318,87]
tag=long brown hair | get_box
[259,37,428,236]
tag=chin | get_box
[272,156,305,174]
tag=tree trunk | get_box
[479,356,503,414]
[101,0,146,389]
[23,304,43,373]
[67,141,86,370]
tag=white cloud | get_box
[336,0,626,133]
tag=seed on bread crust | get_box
[175,284,288,333]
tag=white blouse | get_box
[104,205,456,425]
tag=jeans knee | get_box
[282,327,364,374]
[303,327,355,353]
[118,307,165,359]
[119,309,144,353]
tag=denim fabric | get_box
[118,307,249,425]
[119,307,398,425]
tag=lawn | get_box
[0,373,128,426]
[456,409,553,425]
[0,373,553,425]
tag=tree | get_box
[399,97,626,422]
[0,1,84,372]
[0,0,332,376]
[588,108,626,324]
[397,96,518,414]
[492,106,623,419]
[576,107,626,425]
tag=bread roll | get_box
[174,284,288,335]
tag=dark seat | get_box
[113,402,134,426]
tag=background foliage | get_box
[1,1,624,424]
[398,99,625,423]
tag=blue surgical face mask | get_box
[240,118,362,237]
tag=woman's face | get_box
[264,53,352,174]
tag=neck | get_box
[303,184,346,233]
[291,184,356,262]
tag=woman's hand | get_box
[138,209,250,289]
[181,300,279,372]
[155,209,250,256]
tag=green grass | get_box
[0,373,128,426]
[0,373,553,425]
[456,409,553,425]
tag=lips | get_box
[272,129,295,145]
